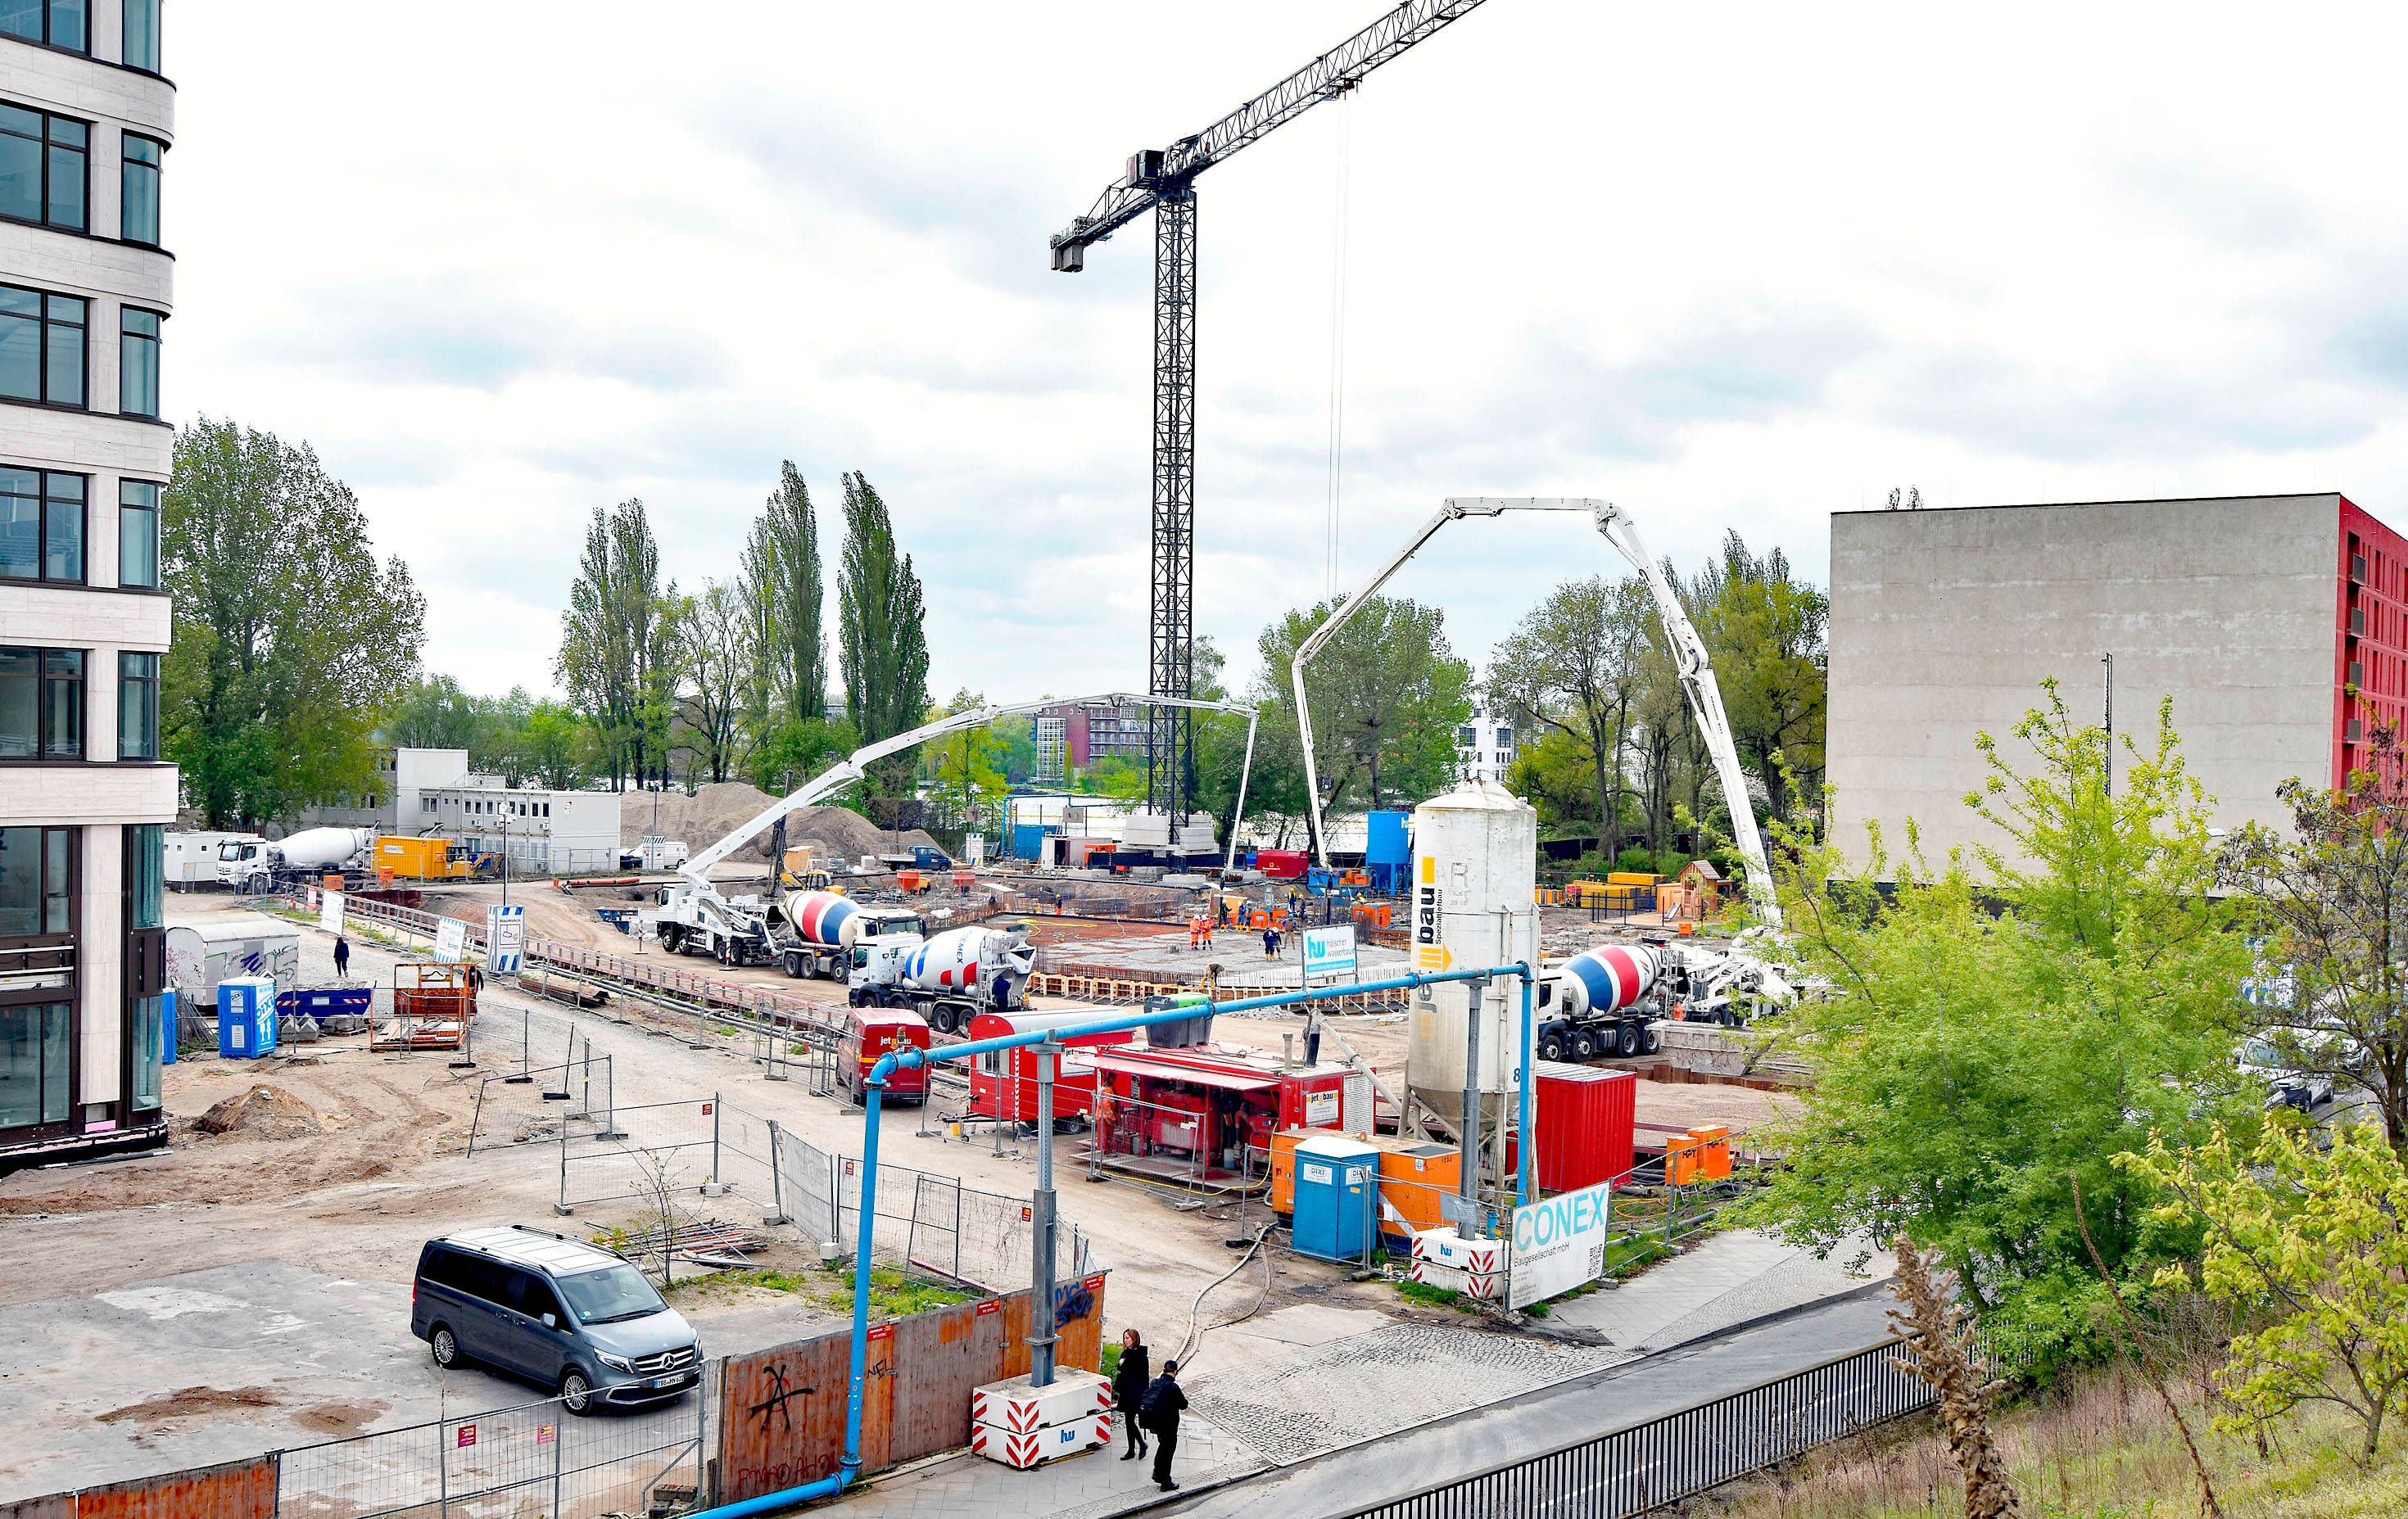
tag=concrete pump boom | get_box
[677,691,1262,888]
[1291,498,1782,929]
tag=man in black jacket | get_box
[1141,1359,1189,1491]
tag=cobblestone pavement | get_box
[1181,1322,1632,1465]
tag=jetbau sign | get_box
[1413,855,1451,970]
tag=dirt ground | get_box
[622,783,942,866]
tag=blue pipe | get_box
[1518,969,1535,1208]
[686,963,1529,1517]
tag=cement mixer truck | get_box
[1535,943,1663,1062]
[269,827,376,885]
[763,890,926,982]
[849,922,1038,1034]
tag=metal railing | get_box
[1339,1337,1932,1518]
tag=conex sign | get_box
[1508,1181,1613,1309]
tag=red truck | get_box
[840,1006,932,1106]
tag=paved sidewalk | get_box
[1549,1227,1888,1350]
[838,1414,1266,1518]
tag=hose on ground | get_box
[1171,1224,1274,1372]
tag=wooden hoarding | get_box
[717,1273,1107,1500]
[71,1457,278,1519]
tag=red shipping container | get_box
[1256,850,1309,880]
[1531,1060,1636,1191]
[964,1010,1134,1123]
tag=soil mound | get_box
[193,1084,326,1140]
[621,782,943,866]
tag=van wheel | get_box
[561,1368,595,1415]
[429,1324,463,1369]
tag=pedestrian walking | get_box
[1112,1329,1152,1461]
[333,934,351,980]
[1141,1359,1189,1490]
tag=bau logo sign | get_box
[1508,1181,1614,1309]
[1413,855,1451,970]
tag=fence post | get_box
[437,1418,449,1517]
[767,1119,790,1225]
[711,1093,723,1187]
[550,1403,564,1517]
[555,1101,573,1216]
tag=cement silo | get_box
[1405,780,1538,1128]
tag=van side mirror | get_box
[541,1313,557,1328]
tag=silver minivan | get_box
[411,1226,701,1413]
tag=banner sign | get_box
[1508,1181,1613,1309]
[485,903,526,974]
[433,917,468,964]
[1302,924,1356,982]
[318,888,345,935]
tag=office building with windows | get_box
[1456,706,1517,784]
[0,0,174,1170]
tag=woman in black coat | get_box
[1112,1328,1152,1459]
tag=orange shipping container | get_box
[1376,1140,1460,1241]
[1690,1123,1733,1181]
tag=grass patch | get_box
[669,1264,978,1320]
[1600,1234,1676,1278]
[1695,1357,2408,1518]
[1100,1342,1120,1380]
[1396,1278,1480,1314]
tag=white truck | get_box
[849,923,1038,1035]
[165,831,273,892]
[762,889,926,981]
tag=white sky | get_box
[170,2,2408,701]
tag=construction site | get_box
[2,4,2034,1518]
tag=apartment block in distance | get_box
[0,0,175,1170]
[1828,493,2394,874]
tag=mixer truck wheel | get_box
[1570,1028,1601,1060]
[1614,1023,1641,1059]
[1537,1031,1567,1063]
[1641,1024,1662,1055]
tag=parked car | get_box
[411,1226,700,1413]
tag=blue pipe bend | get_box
[689,962,1532,1517]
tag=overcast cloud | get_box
[169,1,2408,700]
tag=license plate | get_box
[650,1374,686,1390]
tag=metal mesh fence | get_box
[558,1096,725,1214]
[277,1382,706,1519]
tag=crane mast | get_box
[1048,1,1494,844]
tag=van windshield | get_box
[556,1264,668,1324]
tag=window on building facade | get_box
[1457,725,1478,747]
[0,285,84,406]
[0,647,82,758]
[0,0,86,53]
[124,823,161,1110]
[0,468,83,582]
[120,0,157,70]
[119,132,158,243]
[119,305,159,417]
[0,825,72,936]
[117,478,157,587]
[118,651,156,759]
[0,1001,71,1130]
[0,102,88,232]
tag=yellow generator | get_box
[374,835,487,882]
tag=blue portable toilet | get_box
[1292,1133,1379,1262]
[217,976,278,1058]
[161,988,178,1066]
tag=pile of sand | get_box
[621,782,943,866]
[192,1084,326,1141]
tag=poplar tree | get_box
[836,472,930,793]
[741,461,826,728]
[556,499,680,789]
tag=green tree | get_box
[1695,531,1827,825]
[1753,683,2250,1331]
[924,689,1007,833]
[1487,576,1651,836]
[2219,718,2408,1155]
[2123,1120,2408,1461]
[164,418,424,826]
[744,715,858,796]
[677,579,749,784]
[740,461,827,732]
[387,673,480,751]
[556,500,680,789]
[518,699,594,790]
[1255,594,1473,848]
[836,471,929,796]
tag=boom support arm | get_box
[1048,1,1491,269]
[678,692,1261,886]
[1289,498,1781,929]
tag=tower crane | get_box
[1048,1,1495,853]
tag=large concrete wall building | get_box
[0,1,175,1169]
[1828,493,2394,872]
